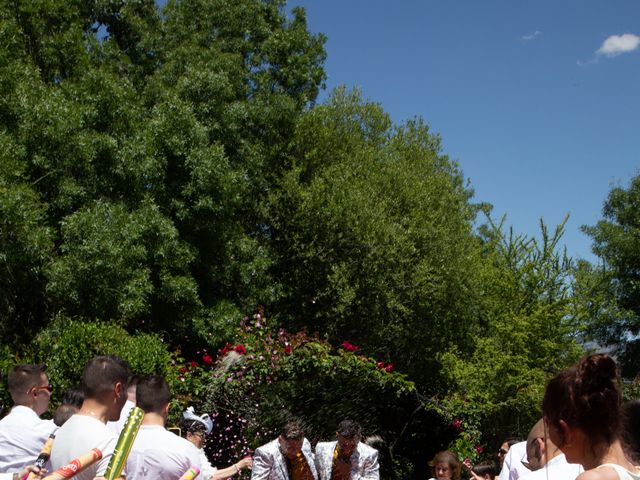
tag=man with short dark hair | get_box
[252,418,317,480]
[315,420,379,480]
[126,375,201,479]
[50,355,131,480]
[0,364,56,473]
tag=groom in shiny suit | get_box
[314,420,380,480]
[252,418,317,480]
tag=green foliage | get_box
[581,174,640,376]
[270,88,485,387]
[33,316,172,404]
[438,217,583,445]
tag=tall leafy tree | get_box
[269,88,486,387]
[581,175,640,376]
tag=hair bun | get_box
[576,353,618,394]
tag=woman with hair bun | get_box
[542,353,640,480]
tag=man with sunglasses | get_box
[0,364,56,473]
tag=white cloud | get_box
[596,33,640,57]
[522,30,542,41]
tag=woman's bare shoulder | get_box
[577,466,623,480]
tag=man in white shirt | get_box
[499,440,530,480]
[0,364,57,473]
[51,355,131,480]
[518,419,582,480]
[126,375,201,479]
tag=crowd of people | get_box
[0,355,378,480]
[0,352,638,480]
[426,353,640,480]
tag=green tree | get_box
[581,174,640,376]
[439,217,583,444]
[269,88,485,388]
[0,0,326,341]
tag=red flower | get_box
[452,418,462,430]
[179,367,187,374]
[384,363,394,373]
[190,361,198,368]
[284,345,292,354]
[235,344,247,355]
[202,354,213,364]
[376,361,385,369]
[475,445,483,455]
[341,341,359,352]
[220,343,235,356]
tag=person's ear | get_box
[114,382,123,399]
[558,420,572,447]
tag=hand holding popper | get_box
[103,406,144,480]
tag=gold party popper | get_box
[103,406,144,480]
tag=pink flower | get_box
[384,363,394,373]
[179,367,187,374]
[284,345,292,354]
[190,361,198,368]
[475,445,483,455]
[452,418,462,430]
[376,361,385,369]
[342,341,359,352]
[463,458,472,469]
[202,354,214,364]
[235,344,247,355]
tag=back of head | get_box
[136,375,170,414]
[542,353,621,445]
[54,404,79,426]
[7,364,46,404]
[179,418,207,438]
[429,450,462,480]
[337,419,362,438]
[62,387,85,408]
[472,460,497,479]
[82,355,131,400]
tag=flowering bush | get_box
[184,311,417,477]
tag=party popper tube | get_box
[178,466,201,480]
[27,433,55,480]
[103,406,144,480]
[42,448,102,480]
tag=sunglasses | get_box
[32,384,53,393]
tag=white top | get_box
[126,425,201,480]
[499,441,531,480]
[50,414,118,480]
[107,400,135,436]
[597,464,640,480]
[199,448,218,479]
[0,406,57,473]
[518,454,583,480]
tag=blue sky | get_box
[288,0,640,263]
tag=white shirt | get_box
[50,414,118,480]
[0,406,57,473]
[199,449,218,479]
[107,400,135,436]
[499,441,530,480]
[126,425,201,480]
[519,454,582,480]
